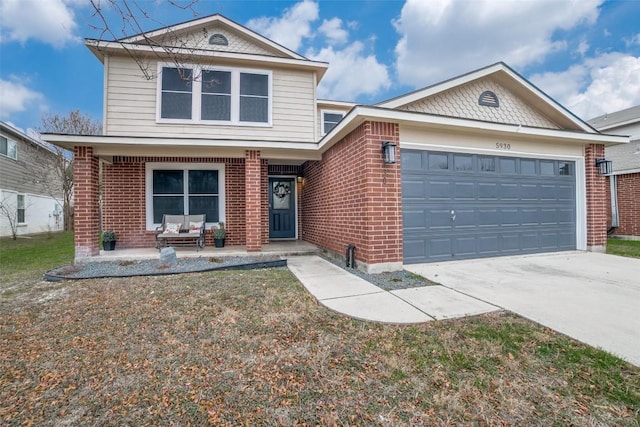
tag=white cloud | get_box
[0,0,80,48]
[307,42,390,101]
[318,18,349,45]
[576,39,590,57]
[393,0,603,87]
[246,0,319,51]
[529,54,640,120]
[0,78,45,117]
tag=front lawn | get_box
[607,238,640,258]
[1,268,638,425]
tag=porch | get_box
[78,240,320,263]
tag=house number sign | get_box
[496,142,511,150]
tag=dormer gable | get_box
[118,14,306,60]
[378,62,595,133]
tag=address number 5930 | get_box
[496,142,511,150]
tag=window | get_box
[160,67,193,119]
[146,163,225,229]
[540,161,555,176]
[429,153,449,170]
[521,159,536,175]
[479,156,495,172]
[559,162,574,176]
[0,135,17,159]
[321,111,344,134]
[499,158,516,173]
[158,64,271,125]
[17,194,25,223]
[201,70,231,121]
[240,73,269,123]
[454,154,473,171]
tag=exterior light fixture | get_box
[381,141,397,164]
[296,176,304,184]
[595,158,612,175]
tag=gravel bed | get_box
[321,256,439,291]
[44,255,285,281]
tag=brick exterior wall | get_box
[244,150,262,251]
[101,156,252,249]
[607,173,640,237]
[585,144,608,249]
[73,146,100,257]
[301,121,402,270]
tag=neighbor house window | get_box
[146,163,225,229]
[321,111,344,134]
[158,64,271,125]
[17,194,25,223]
[0,135,17,159]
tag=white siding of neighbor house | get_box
[105,56,317,142]
[400,78,561,129]
[0,190,63,237]
[148,24,283,57]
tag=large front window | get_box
[146,163,225,229]
[158,64,271,125]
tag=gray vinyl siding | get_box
[0,133,63,199]
[105,56,317,142]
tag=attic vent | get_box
[209,33,228,46]
[479,91,499,107]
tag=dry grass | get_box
[1,268,639,426]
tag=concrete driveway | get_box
[405,251,640,366]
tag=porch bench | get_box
[155,214,206,252]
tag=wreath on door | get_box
[273,182,291,199]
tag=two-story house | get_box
[1,122,65,237]
[44,14,627,272]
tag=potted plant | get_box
[102,230,117,251]
[213,222,226,248]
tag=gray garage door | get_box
[402,150,576,263]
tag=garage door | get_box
[402,150,576,263]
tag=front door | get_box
[269,177,296,239]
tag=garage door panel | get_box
[402,150,576,263]
[454,182,475,199]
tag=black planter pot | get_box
[103,240,116,251]
[214,238,225,248]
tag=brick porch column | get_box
[245,150,262,251]
[73,146,100,259]
[585,143,607,252]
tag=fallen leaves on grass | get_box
[1,268,638,426]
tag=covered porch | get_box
[79,240,320,263]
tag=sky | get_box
[1,0,639,133]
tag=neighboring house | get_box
[588,106,640,238]
[43,14,627,271]
[0,122,65,237]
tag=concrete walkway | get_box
[287,256,498,324]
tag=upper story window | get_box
[157,64,272,126]
[0,135,18,160]
[321,110,344,134]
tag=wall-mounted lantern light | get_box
[595,158,612,175]
[381,141,397,164]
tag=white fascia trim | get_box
[318,106,629,153]
[610,168,640,176]
[85,40,328,75]
[41,134,319,151]
[593,119,640,131]
[317,99,357,108]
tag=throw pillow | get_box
[165,222,181,234]
[189,221,203,233]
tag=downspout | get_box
[608,174,619,234]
